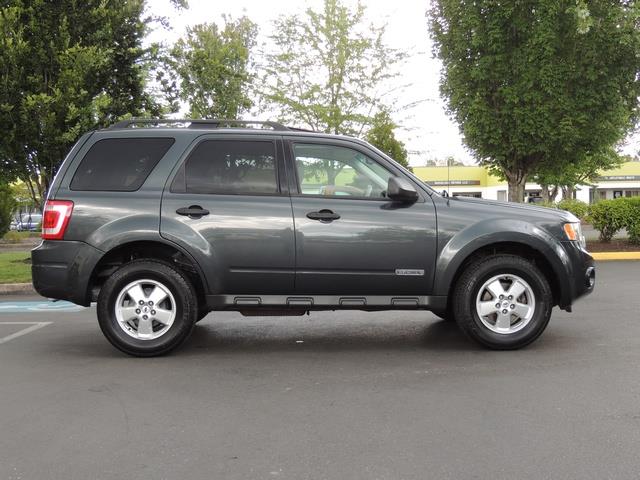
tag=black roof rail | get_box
[109,118,290,131]
[286,126,317,133]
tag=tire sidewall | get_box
[98,261,196,356]
[458,257,552,348]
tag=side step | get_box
[206,294,447,311]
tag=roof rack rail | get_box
[109,118,290,131]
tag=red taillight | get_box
[42,200,74,240]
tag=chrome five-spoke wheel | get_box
[475,274,535,335]
[114,279,176,340]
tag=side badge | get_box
[395,269,425,276]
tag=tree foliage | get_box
[534,148,624,200]
[0,182,15,237]
[365,109,409,168]
[429,0,640,202]
[171,16,258,119]
[0,1,161,206]
[261,0,404,135]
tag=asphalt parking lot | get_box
[0,261,639,480]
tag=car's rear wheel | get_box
[97,260,197,357]
[452,254,552,350]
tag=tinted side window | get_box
[180,140,278,195]
[70,138,174,191]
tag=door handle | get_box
[306,209,340,222]
[176,205,210,218]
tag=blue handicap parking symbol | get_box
[0,301,86,313]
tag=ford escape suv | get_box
[31,119,595,356]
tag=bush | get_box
[624,197,640,245]
[588,198,630,242]
[0,183,16,238]
[557,199,589,221]
[538,200,557,209]
[588,197,640,243]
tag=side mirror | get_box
[387,176,419,203]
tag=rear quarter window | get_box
[70,138,175,191]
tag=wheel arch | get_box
[87,239,209,306]
[435,228,572,311]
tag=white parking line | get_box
[0,322,52,345]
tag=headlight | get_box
[563,222,586,249]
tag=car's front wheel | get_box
[452,254,553,350]
[97,260,197,357]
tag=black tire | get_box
[452,254,553,350]
[97,259,198,357]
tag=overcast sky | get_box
[146,0,639,166]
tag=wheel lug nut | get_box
[142,315,148,320]
[138,300,144,305]
[149,301,153,306]
[508,295,513,300]
[499,295,504,300]
[502,309,508,314]
[135,309,141,314]
[495,303,500,308]
[510,304,515,309]
[151,310,156,315]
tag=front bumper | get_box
[31,240,103,306]
[559,241,595,310]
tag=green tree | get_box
[261,0,404,135]
[0,1,163,207]
[534,148,624,201]
[365,109,409,168]
[444,156,464,167]
[429,0,640,202]
[171,16,258,119]
[0,182,15,237]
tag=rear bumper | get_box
[559,241,595,310]
[31,241,103,306]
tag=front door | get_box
[161,135,295,294]
[286,139,437,295]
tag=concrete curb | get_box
[0,283,37,295]
[591,252,640,261]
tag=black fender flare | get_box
[434,219,572,304]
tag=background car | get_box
[16,213,42,232]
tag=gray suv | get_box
[32,119,595,356]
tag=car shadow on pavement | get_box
[176,315,480,356]
[32,313,573,359]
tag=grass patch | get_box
[0,252,32,284]
[2,230,40,243]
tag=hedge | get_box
[588,197,640,243]
[0,184,15,238]
[539,199,589,221]
[556,199,589,221]
[625,197,640,245]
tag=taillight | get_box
[42,200,74,240]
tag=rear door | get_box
[160,135,295,294]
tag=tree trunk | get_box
[507,175,526,203]
[562,186,575,200]
[540,183,551,203]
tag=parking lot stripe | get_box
[0,322,52,345]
